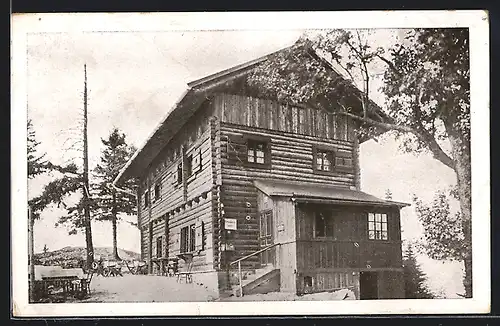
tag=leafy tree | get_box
[413,189,468,297]
[403,243,435,299]
[93,128,137,260]
[247,28,471,297]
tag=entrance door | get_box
[259,210,274,266]
[359,271,378,300]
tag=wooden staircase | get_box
[225,243,282,298]
[230,265,280,297]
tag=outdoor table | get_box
[31,266,89,298]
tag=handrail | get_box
[228,242,283,298]
[229,243,281,266]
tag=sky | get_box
[26,29,463,297]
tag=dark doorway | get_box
[359,271,378,300]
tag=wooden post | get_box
[28,206,35,302]
[238,261,243,297]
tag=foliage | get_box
[413,190,467,262]
[28,119,49,178]
[384,189,393,200]
[403,243,435,299]
[92,128,137,258]
[93,128,137,221]
[383,28,469,165]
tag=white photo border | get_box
[11,10,490,316]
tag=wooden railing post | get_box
[238,261,243,297]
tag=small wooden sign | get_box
[224,218,237,230]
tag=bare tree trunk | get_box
[83,64,94,270]
[456,153,472,298]
[447,127,472,298]
[112,192,120,260]
[28,206,35,303]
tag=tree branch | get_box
[338,111,455,169]
[375,54,402,78]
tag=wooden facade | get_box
[116,48,406,299]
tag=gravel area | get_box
[82,274,218,302]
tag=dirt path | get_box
[83,274,218,302]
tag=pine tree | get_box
[384,189,393,200]
[93,128,137,260]
[27,119,49,179]
[403,244,435,299]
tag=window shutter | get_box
[227,135,246,164]
[195,220,205,251]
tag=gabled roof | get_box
[114,40,390,186]
[254,179,410,208]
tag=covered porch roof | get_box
[254,179,410,208]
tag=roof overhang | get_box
[113,40,392,186]
[254,179,410,208]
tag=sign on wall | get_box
[224,218,237,230]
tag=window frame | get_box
[176,162,183,186]
[313,210,334,238]
[180,223,196,254]
[153,182,161,202]
[367,212,389,241]
[185,153,193,178]
[243,135,271,168]
[312,145,353,174]
[156,236,163,258]
[143,189,150,208]
[185,148,203,183]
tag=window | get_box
[180,224,196,253]
[186,154,193,177]
[315,149,334,172]
[156,237,163,258]
[154,183,161,202]
[368,213,388,240]
[176,163,183,185]
[144,190,150,208]
[314,211,334,238]
[247,139,267,164]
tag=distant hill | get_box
[34,247,141,268]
